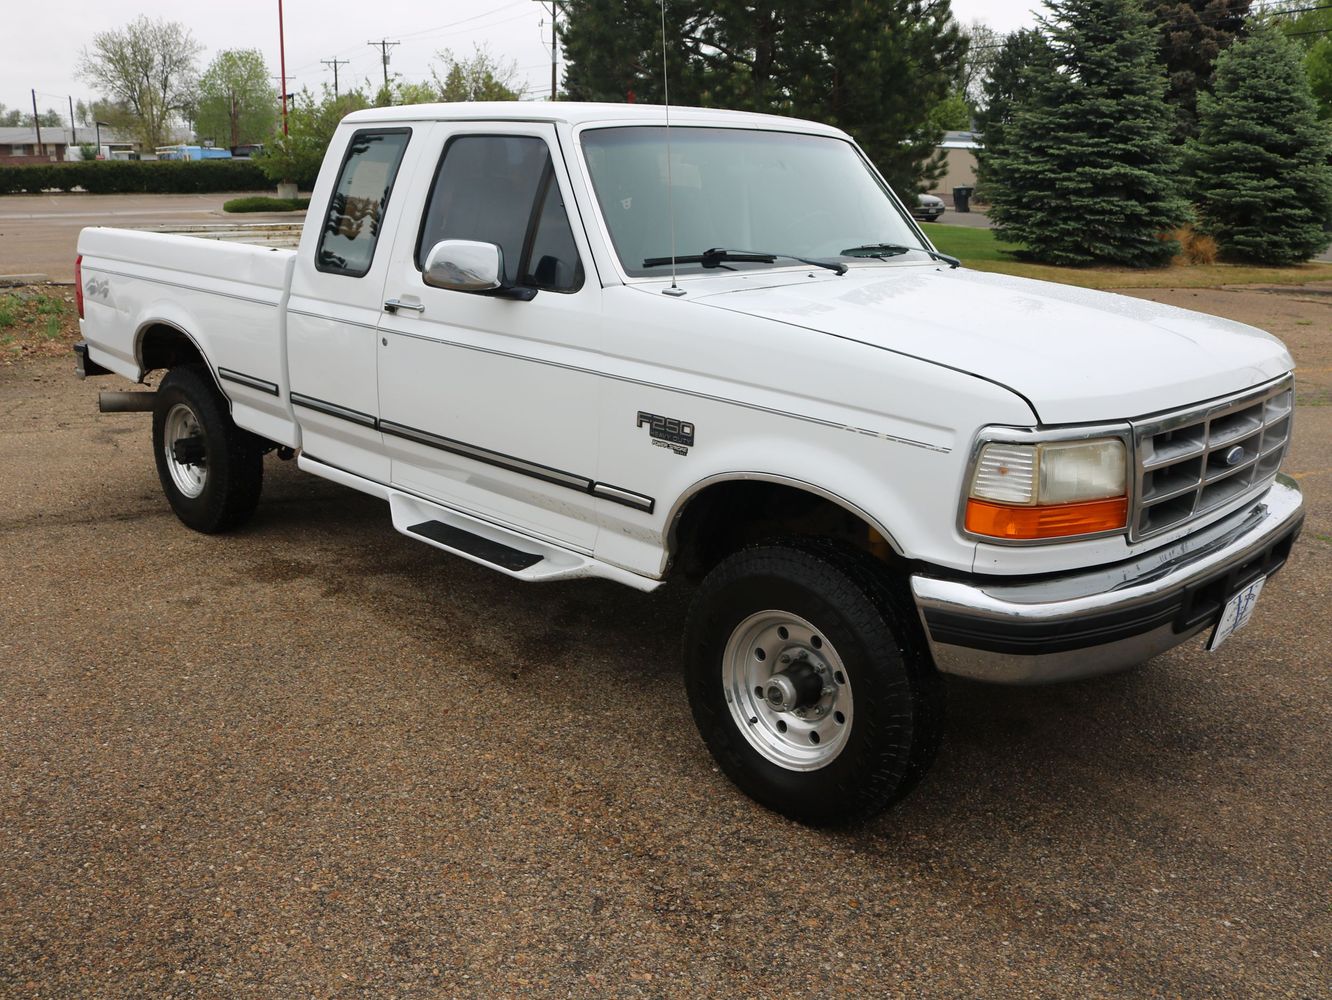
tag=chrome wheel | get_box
[722,610,853,771]
[162,402,207,499]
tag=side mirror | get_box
[423,239,504,292]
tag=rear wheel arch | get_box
[136,321,210,380]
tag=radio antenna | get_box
[660,0,685,297]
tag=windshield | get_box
[580,126,926,277]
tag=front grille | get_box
[1131,377,1293,541]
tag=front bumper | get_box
[911,476,1304,684]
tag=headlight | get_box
[966,437,1128,540]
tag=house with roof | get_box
[929,130,983,205]
[0,127,137,163]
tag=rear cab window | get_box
[317,129,412,277]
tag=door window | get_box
[316,129,412,277]
[415,135,584,293]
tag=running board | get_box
[385,490,661,591]
[407,519,543,572]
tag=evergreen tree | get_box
[559,1,966,196]
[1146,1,1250,141]
[1188,22,1332,264]
[985,0,1188,267]
[973,29,1053,190]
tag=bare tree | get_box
[77,16,202,149]
[430,46,524,102]
[960,20,1003,112]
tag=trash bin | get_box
[953,186,974,213]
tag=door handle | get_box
[384,298,425,314]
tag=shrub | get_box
[222,195,310,213]
[0,159,270,195]
[1164,225,1219,266]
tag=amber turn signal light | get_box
[965,496,1129,540]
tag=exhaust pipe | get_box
[99,391,157,413]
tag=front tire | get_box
[684,540,942,825]
[152,364,263,533]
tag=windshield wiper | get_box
[841,243,961,269]
[643,247,847,275]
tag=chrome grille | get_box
[1131,377,1293,541]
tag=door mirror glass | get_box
[422,240,504,293]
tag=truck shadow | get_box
[237,460,1281,861]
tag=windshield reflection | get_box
[580,126,925,277]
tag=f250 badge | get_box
[637,411,695,456]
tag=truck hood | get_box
[682,265,1293,424]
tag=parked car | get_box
[74,102,1303,825]
[913,192,946,222]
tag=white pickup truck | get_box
[74,102,1304,824]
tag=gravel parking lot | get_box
[1,273,1329,995]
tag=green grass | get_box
[926,223,1332,289]
[42,315,62,340]
[924,224,1024,262]
[223,195,310,213]
[0,294,18,328]
[33,294,65,316]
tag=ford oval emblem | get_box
[1223,446,1245,466]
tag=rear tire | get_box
[683,539,943,825]
[152,364,263,533]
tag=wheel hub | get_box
[764,659,824,713]
[722,611,853,771]
[162,402,208,499]
[171,435,206,467]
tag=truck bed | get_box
[77,227,299,447]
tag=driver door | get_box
[375,123,603,551]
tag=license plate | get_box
[1207,577,1266,652]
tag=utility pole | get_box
[368,39,401,99]
[321,57,350,99]
[531,1,561,100]
[68,95,76,151]
[278,0,289,135]
[32,89,43,158]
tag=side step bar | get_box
[382,485,660,591]
[407,519,543,572]
[297,453,661,591]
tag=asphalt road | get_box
[0,193,302,283]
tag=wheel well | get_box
[138,323,205,375]
[668,480,897,581]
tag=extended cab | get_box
[74,103,1304,824]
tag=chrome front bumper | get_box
[911,476,1304,684]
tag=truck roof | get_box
[340,101,849,138]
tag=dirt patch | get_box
[1120,283,1332,407]
[0,284,80,365]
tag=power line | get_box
[531,1,562,100]
[368,39,401,93]
[289,4,537,77]
[392,1,529,42]
[321,57,351,98]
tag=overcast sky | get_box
[3,1,1041,124]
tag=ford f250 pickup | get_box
[73,103,1304,824]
